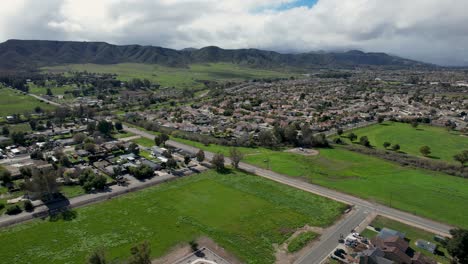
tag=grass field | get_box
[43,63,296,89]
[340,121,468,162]
[362,216,451,263]
[0,170,344,264]
[0,88,55,117]
[171,136,468,228]
[287,231,318,253]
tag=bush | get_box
[23,200,34,212]
[0,203,5,210]
[6,205,22,215]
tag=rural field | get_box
[361,216,451,263]
[0,170,345,264]
[340,121,468,162]
[0,88,55,117]
[171,136,468,228]
[43,63,296,89]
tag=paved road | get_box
[28,93,62,107]
[295,207,370,264]
[124,125,454,263]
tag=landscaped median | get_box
[0,170,345,264]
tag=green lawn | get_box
[111,131,136,139]
[363,216,451,263]
[0,170,345,264]
[0,88,55,117]
[131,137,155,148]
[43,63,296,89]
[340,121,468,162]
[60,185,86,199]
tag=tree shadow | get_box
[427,155,440,160]
[416,128,424,131]
[379,123,390,126]
[49,208,78,222]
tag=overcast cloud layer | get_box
[1,0,467,66]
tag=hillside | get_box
[0,39,432,71]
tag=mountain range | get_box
[0,39,433,71]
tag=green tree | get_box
[348,132,357,142]
[419,146,431,157]
[87,248,107,264]
[130,165,154,180]
[97,120,113,136]
[24,170,60,201]
[184,155,191,166]
[359,136,371,147]
[196,150,205,162]
[114,122,123,131]
[46,88,53,96]
[229,148,244,169]
[128,142,140,155]
[0,170,12,186]
[211,153,225,172]
[447,228,468,264]
[128,241,151,264]
[336,128,343,136]
[2,126,9,136]
[453,150,468,167]
[391,144,400,151]
[383,142,391,149]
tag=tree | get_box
[24,170,60,201]
[114,122,123,131]
[348,132,357,142]
[0,170,12,186]
[154,133,169,146]
[84,143,97,154]
[196,150,205,162]
[229,148,244,169]
[383,142,391,149]
[128,142,140,155]
[23,200,34,212]
[11,132,26,145]
[184,155,191,166]
[128,241,151,264]
[130,164,154,180]
[73,133,86,144]
[446,228,468,264]
[337,128,343,136]
[97,120,113,136]
[411,120,419,128]
[453,150,468,167]
[391,144,400,151]
[284,125,298,145]
[377,116,384,123]
[79,169,107,192]
[2,126,9,136]
[29,120,37,131]
[160,133,169,145]
[419,146,431,157]
[258,130,279,148]
[359,136,371,147]
[46,88,53,96]
[166,158,177,169]
[87,248,107,264]
[211,153,225,172]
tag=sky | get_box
[0,0,467,66]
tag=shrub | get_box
[6,205,22,215]
[23,200,34,212]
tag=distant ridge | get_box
[0,39,433,71]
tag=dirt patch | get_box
[275,225,324,264]
[152,237,242,264]
[285,148,319,156]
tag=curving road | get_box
[124,125,454,263]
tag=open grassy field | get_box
[0,88,55,117]
[28,83,75,96]
[243,147,468,228]
[362,216,451,263]
[43,63,296,89]
[0,170,345,264]
[172,136,468,228]
[340,121,468,162]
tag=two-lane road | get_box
[124,125,454,263]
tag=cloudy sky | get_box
[1,0,467,65]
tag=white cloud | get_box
[1,0,467,65]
